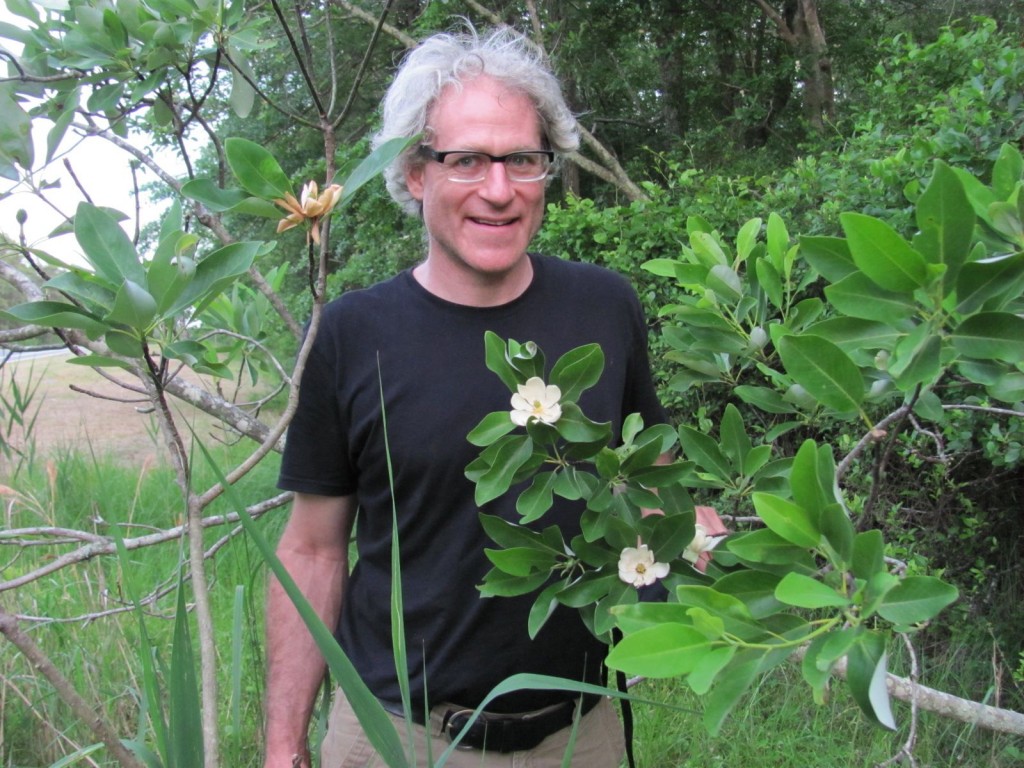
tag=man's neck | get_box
[412,255,534,308]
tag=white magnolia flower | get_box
[510,376,562,426]
[617,544,671,588]
[683,523,724,567]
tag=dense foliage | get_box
[1,1,1023,766]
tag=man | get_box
[264,25,722,768]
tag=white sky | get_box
[1,5,177,267]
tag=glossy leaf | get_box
[104,279,158,332]
[775,572,850,609]
[846,632,896,730]
[336,135,419,206]
[3,301,108,337]
[951,312,1024,363]
[914,160,974,287]
[752,493,820,549]
[467,411,516,447]
[516,471,559,524]
[484,546,556,578]
[550,343,604,402]
[841,212,928,293]
[225,137,293,199]
[604,623,712,678]
[473,435,535,506]
[726,529,814,566]
[74,202,145,286]
[800,235,856,283]
[180,178,250,212]
[876,576,959,626]
[552,403,611,444]
[778,334,864,414]
[825,272,918,324]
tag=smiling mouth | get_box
[471,217,517,227]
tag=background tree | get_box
[1,1,1023,766]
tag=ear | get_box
[406,162,425,201]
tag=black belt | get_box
[382,694,600,753]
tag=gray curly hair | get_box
[371,24,579,217]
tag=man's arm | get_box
[264,492,356,768]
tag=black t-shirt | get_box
[278,254,666,712]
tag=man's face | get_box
[406,76,548,290]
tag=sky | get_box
[0,5,174,268]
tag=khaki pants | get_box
[320,690,626,768]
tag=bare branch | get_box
[0,610,146,768]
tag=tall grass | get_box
[1,442,283,767]
[630,644,1024,767]
[3,442,1023,766]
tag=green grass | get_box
[3,443,1024,767]
[628,652,1024,767]
[1,440,284,767]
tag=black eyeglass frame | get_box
[418,147,555,182]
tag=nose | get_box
[476,160,515,204]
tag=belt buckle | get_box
[443,708,479,750]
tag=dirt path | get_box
[2,351,223,468]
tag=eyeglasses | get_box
[419,148,554,183]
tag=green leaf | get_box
[913,160,974,288]
[0,87,33,170]
[774,572,851,609]
[516,471,558,524]
[889,324,942,390]
[473,435,535,506]
[703,651,762,735]
[225,137,293,199]
[677,425,733,479]
[65,354,135,371]
[552,402,612,444]
[955,252,1024,315]
[228,48,256,118]
[712,571,784,619]
[752,493,820,549]
[800,235,856,282]
[527,581,563,639]
[167,241,260,317]
[851,532,884,581]
[846,632,896,730]
[778,335,864,414]
[181,178,251,212]
[104,279,158,332]
[483,331,522,391]
[825,272,918,324]
[754,257,784,309]
[688,645,737,695]
[484,546,556,577]
[604,623,712,678]
[876,576,958,626]
[951,312,1024,363]
[74,202,145,285]
[479,568,550,598]
[550,343,604,402]
[557,571,619,608]
[169,576,204,768]
[725,529,814,566]
[337,135,420,206]
[3,301,108,338]
[467,411,516,446]
[840,212,929,293]
[734,385,795,415]
[737,217,763,262]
